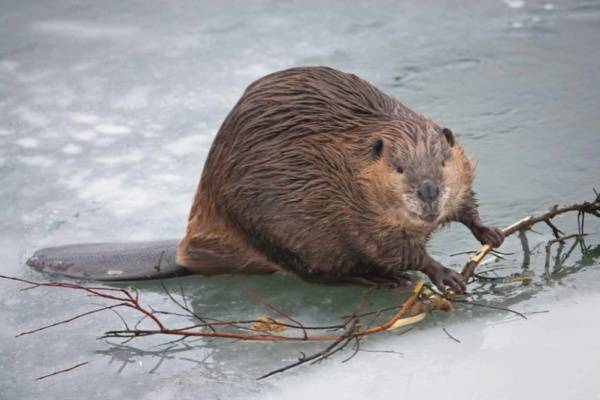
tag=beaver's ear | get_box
[372,138,384,160]
[442,128,455,147]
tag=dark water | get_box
[1,1,599,399]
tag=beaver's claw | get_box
[423,258,466,293]
[472,224,504,248]
[429,266,466,293]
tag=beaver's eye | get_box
[396,166,404,174]
[441,160,446,167]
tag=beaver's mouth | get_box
[405,208,439,224]
[419,202,440,222]
[421,211,438,222]
[402,194,440,225]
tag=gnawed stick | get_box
[359,280,425,334]
[461,193,600,280]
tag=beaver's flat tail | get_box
[26,240,190,281]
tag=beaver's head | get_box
[361,126,475,233]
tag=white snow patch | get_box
[154,154,176,165]
[148,123,164,131]
[0,60,19,72]
[59,169,92,190]
[95,149,143,165]
[95,123,132,135]
[77,175,158,216]
[18,155,54,167]
[71,130,97,141]
[3,296,18,307]
[94,137,118,146]
[31,20,138,40]
[152,173,181,183]
[41,131,60,139]
[32,88,76,109]
[0,128,12,136]
[234,63,273,79]
[164,134,214,156]
[12,107,50,127]
[66,112,100,124]
[70,62,95,72]
[15,69,55,83]
[16,137,39,148]
[78,175,124,199]
[62,143,82,155]
[504,0,525,9]
[543,3,554,10]
[114,86,150,110]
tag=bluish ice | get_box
[1,1,600,399]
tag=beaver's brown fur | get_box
[176,66,503,292]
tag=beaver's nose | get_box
[417,180,439,203]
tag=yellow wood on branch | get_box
[461,196,599,279]
[360,280,425,335]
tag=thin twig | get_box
[257,320,358,380]
[36,362,89,381]
[544,234,585,280]
[442,327,461,343]
[17,304,128,337]
[461,194,600,279]
[155,251,216,333]
[158,278,216,333]
[452,299,527,319]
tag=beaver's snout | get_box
[417,180,440,222]
[417,179,439,203]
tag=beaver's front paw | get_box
[473,225,504,248]
[423,259,466,293]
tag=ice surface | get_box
[31,20,139,41]
[94,124,132,136]
[1,1,600,399]
[257,287,600,400]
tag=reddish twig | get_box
[256,320,359,380]
[1,274,165,331]
[16,304,128,337]
[36,361,89,381]
[544,233,586,280]
[442,327,461,343]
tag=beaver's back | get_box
[187,67,423,275]
[225,66,410,141]
[200,66,419,199]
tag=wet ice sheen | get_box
[1,1,600,399]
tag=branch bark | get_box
[461,193,600,279]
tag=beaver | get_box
[27,66,503,293]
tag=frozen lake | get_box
[1,0,600,399]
